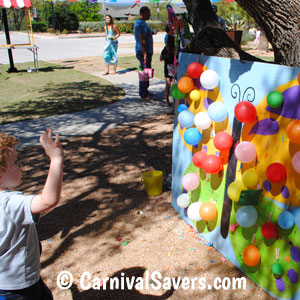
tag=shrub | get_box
[78,20,165,34]
[79,21,105,33]
[241,30,255,45]
[41,2,79,32]
[31,21,48,32]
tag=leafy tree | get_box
[1,8,25,31]
[184,0,300,67]
[218,1,254,28]
[41,2,79,32]
[148,0,170,22]
[70,0,102,22]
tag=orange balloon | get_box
[298,72,300,84]
[243,245,261,267]
[287,120,300,144]
[199,202,217,221]
[177,76,195,94]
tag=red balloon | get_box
[213,132,233,151]
[187,62,204,79]
[266,163,287,183]
[261,222,278,239]
[202,155,222,174]
[234,101,257,123]
[192,151,207,168]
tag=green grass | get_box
[0,61,125,125]
[256,56,274,62]
[118,54,165,81]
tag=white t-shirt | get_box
[0,190,40,290]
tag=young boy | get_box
[0,129,64,300]
[160,35,176,107]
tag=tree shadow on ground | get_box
[3,65,75,74]
[18,114,174,269]
[69,267,175,300]
[0,81,125,124]
[117,68,138,74]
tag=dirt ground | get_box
[18,46,276,299]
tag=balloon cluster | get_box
[176,63,228,147]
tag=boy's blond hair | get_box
[0,132,18,172]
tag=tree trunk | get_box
[183,0,300,67]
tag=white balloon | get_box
[177,193,191,208]
[200,70,219,90]
[194,111,212,130]
[187,202,202,221]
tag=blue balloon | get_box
[293,209,300,230]
[178,110,194,128]
[184,128,202,145]
[278,211,295,229]
[207,102,228,122]
[178,104,188,113]
[236,205,258,228]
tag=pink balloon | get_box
[182,173,200,191]
[292,151,300,173]
[235,141,257,163]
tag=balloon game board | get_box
[172,53,300,299]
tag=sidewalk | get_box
[0,68,170,148]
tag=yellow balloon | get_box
[189,89,201,101]
[227,181,244,202]
[242,168,259,187]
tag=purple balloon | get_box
[276,278,285,292]
[263,180,271,192]
[288,269,298,284]
[290,246,300,263]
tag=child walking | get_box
[0,129,64,300]
[160,35,176,107]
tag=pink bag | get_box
[144,67,154,78]
[138,70,149,81]
[138,62,154,81]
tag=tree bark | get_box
[183,0,300,67]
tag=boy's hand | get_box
[39,129,63,161]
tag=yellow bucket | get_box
[142,170,163,196]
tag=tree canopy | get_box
[184,0,300,67]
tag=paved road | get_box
[0,31,165,64]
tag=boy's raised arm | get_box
[31,129,64,214]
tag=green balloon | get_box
[267,91,283,108]
[171,84,186,100]
[272,261,283,276]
